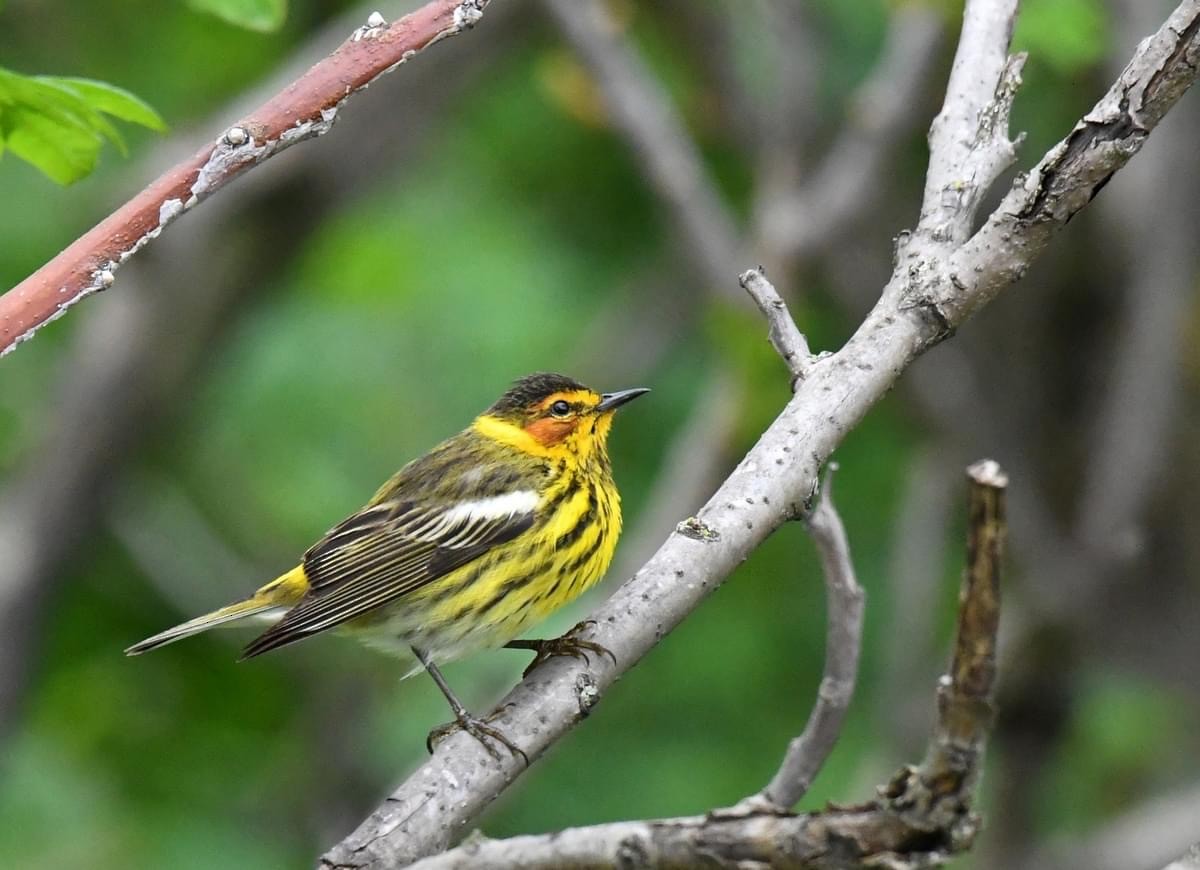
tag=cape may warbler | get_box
[127,372,648,755]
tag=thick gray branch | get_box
[942,0,1200,325]
[405,806,945,870]
[404,806,949,870]
[1074,0,1200,564]
[320,4,1200,867]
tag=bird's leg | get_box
[505,620,617,678]
[414,646,527,764]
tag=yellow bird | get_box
[127,372,648,756]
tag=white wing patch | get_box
[407,490,541,548]
[441,490,541,522]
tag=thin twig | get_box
[879,458,1005,849]
[0,0,492,357]
[908,460,1006,822]
[756,463,865,809]
[739,267,813,384]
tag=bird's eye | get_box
[550,400,571,417]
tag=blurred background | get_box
[1,0,1197,867]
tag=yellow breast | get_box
[365,464,621,661]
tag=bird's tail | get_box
[124,565,309,655]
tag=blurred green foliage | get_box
[1039,674,1192,833]
[1013,0,1109,74]
[187,0,289,32]
[0,1,1191,868]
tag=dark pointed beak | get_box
[596,387,650,413]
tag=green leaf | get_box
[30,78,128,155]
[2,106,101,185]
[185,0,287,32]
[51,78,167,132]
[0,66,166,184]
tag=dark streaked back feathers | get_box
[240,431,544,659]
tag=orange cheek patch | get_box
[524,417,577,446]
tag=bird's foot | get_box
[426,706,527,764]
[507,620,617,677]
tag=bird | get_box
[126,372,649,758]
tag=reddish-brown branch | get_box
[0,0,490,357]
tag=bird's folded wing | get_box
[240,491,538,658]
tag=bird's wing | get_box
[240,488,539,658]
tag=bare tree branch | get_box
[1075,0,1200,560]
[402,809,934,870]
[740,266,814,383]
[0,0,492,357]
[759,4,945,265]
[319,3,1200,866]
[755,464,865,810]
[905,459,1005,831]
[538,0,744,300]
[920,0,1023,246]
[942,0,1200,326]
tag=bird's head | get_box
[475,372,649,459]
